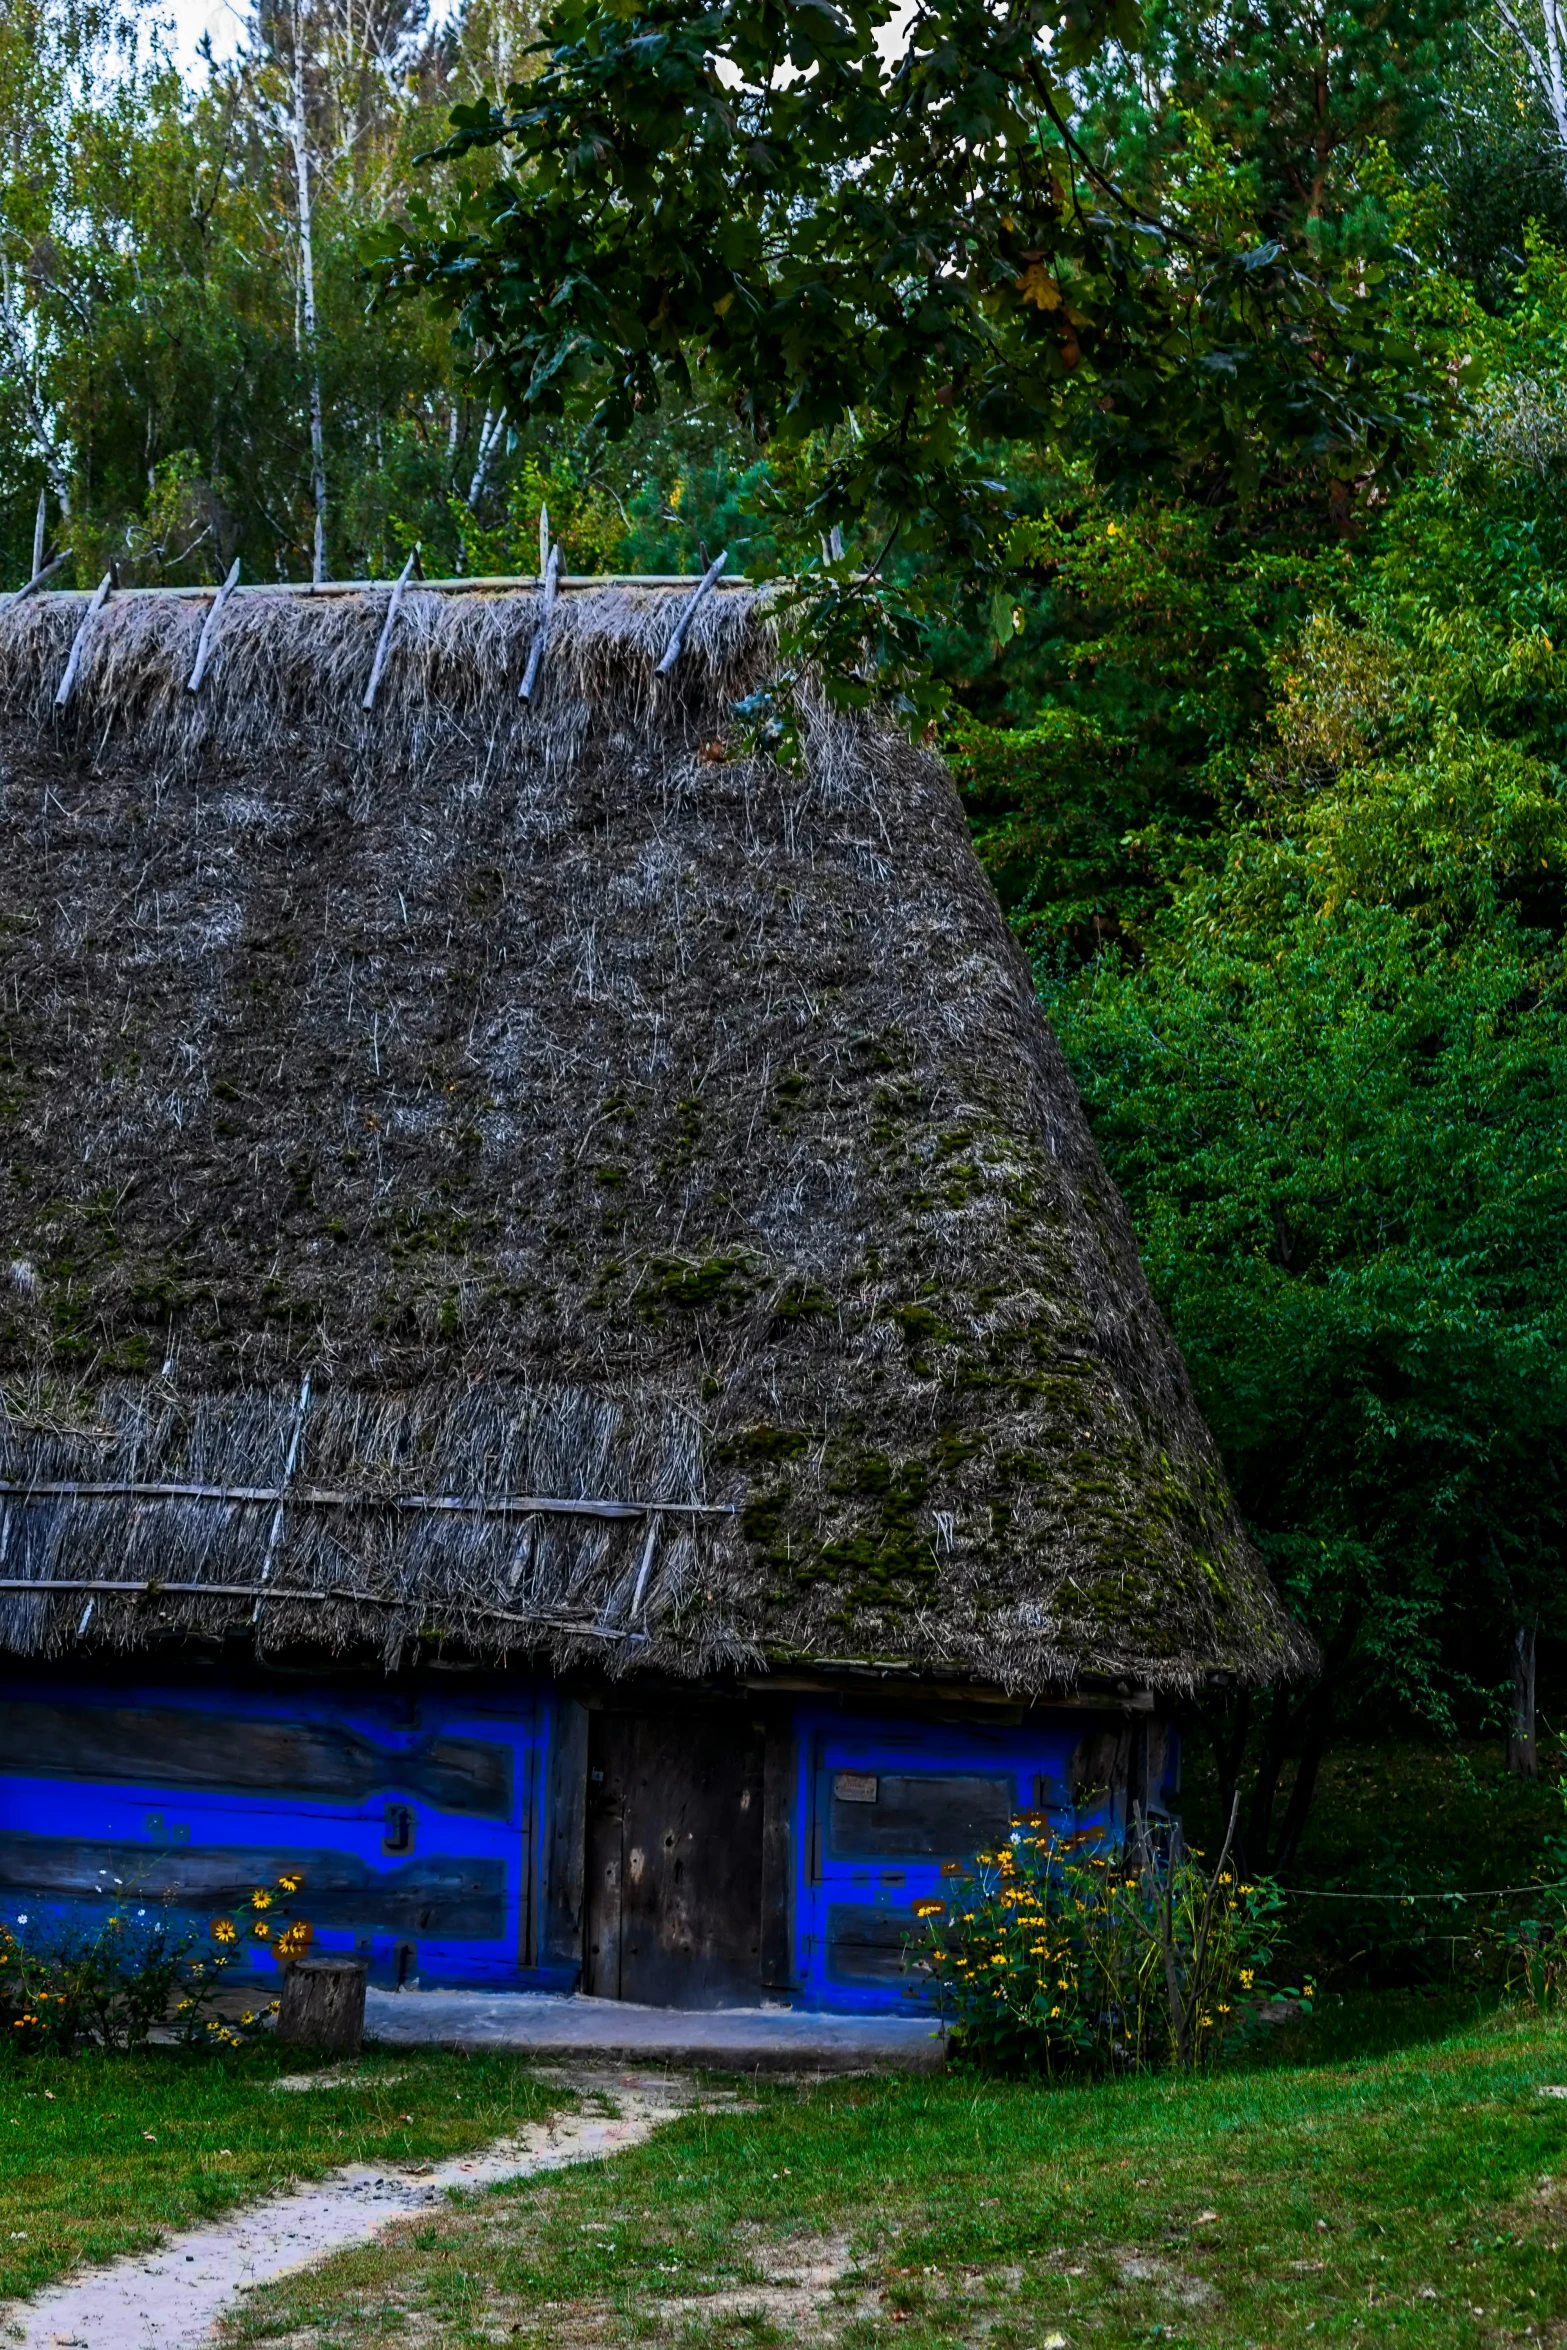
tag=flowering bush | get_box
[0,1870,310,2056]
[918,1812,1293,2075]
[209,1871,314,1970]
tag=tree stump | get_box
[275,1954,368,2055]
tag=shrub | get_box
[1476,1772,1567,2012]
[0,1869,312,2056]
[919,1810,1292,2075]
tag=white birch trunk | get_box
[0,256,71,515]
[1499,0,1567,151]
[466,406,506,511]
[290,15,328,584]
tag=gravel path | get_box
[0,2079,686,2350]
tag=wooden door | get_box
[584,1708,765,2008]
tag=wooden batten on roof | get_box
[0,577,1315,1695]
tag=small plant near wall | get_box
[1477,1774,1567,2013]
[0,1870,311,2056]
[919,1807,1299,2075]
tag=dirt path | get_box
[0,2077,688,2350]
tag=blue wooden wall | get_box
[0,1670,554,1991]
[792,1706,1123,2012]
[0,1670,1175,2012]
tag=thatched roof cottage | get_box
[0,577,1308,2010]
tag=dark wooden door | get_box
[584,1709,765,2008]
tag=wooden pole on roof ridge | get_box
[361,546,417,712]
[6,550,67,608]
[54,571,112,707]
[656,548,728,675]
[538,502,550,577]
[518,537,560,701]
[186,557,242,694]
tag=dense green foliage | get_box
[0,0,769,584]
[1032,253,1567,1854]
[374,0,1466,712]
[946,498,1355,948]
[1187,1731,1567,1986]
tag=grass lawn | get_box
[189,2000,1567,2349]
[0,2043,565,2302]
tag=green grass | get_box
[204,2005,1567,2348]
[0,2043,563,2301]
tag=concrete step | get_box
[364,1987,947,2073]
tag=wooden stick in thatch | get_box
[6,550,67,609]
[656,549,728,675]
[258,1372,312,1587]
[185,556,242,694]
[54,572,113,707]
[252,1373,311,1630]
[538,502,550,576]
[0,1575,666,1645]
[518,539,560,702]
[0,1478,732,1519]
[628,1513,658,1623]
[360,547,417,712]
[31,490,45,581]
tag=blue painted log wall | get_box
[0,1669,555,1992]
[0,1670,1176,2013]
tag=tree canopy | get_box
[373,0,1465,708]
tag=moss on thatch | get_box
[0,581,1313,1691]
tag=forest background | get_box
[10,0,1567,1908]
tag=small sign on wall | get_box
[833,1772,878,1804]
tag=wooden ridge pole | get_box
[185,557,242,693]
[361,547,418,711]
[54,571,112,706]
[656,549,729,675]
[519,535,560,701]
[6,550,68,608]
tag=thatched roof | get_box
[0,580,1312,1694]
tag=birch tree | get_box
[0,2,153,528]
[1495,0,1567,152]
[287,9,328,580]
[248,0,437,580]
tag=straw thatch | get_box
[0,581,1313,1692]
